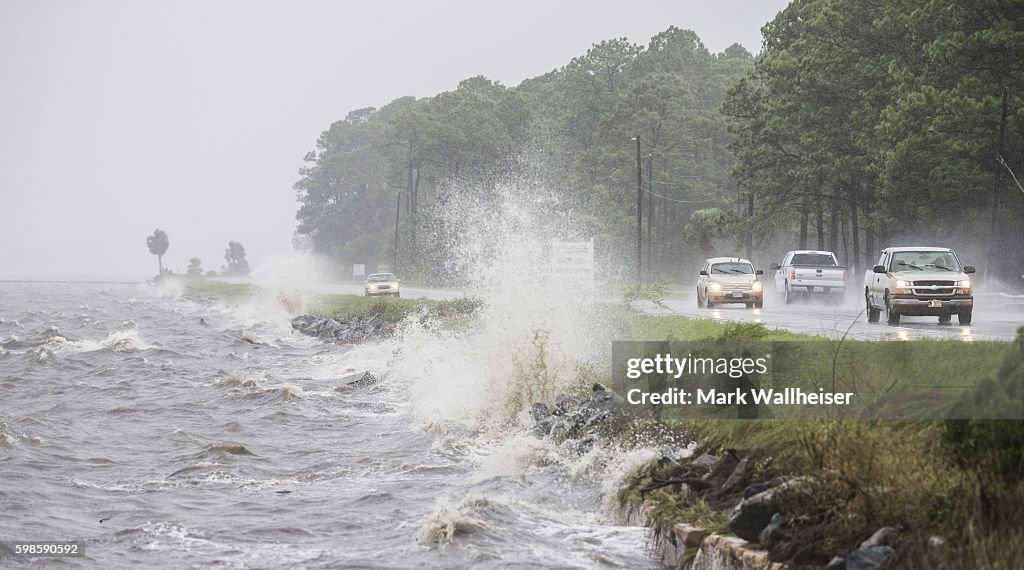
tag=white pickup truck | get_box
[864,246,975,325]
[770,250,847,304]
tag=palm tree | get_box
[146,229,170,275]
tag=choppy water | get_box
[0,282,659,569]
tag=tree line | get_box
[293,27,754,283]
[295,2,1023,286]
[725,0,1023,282]
[145,229,251,278]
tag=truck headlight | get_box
[896,280,909,288]
[956,280,970,288]
[751,281,763,291]
[708,283,722,292]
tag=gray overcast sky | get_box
[0,0,789,279]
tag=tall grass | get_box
[612,311,1023,567]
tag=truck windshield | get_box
[711,263,753,275]
[890,251,960,272]
[790,253,836,266]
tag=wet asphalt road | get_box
[254,279,1024,342]
[648,291,1024,342]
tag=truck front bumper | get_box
[889,297,972,316]
[708,291,763,304]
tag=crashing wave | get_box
[40,329,152,353]
[418,495,491,546]
[0,318,24,329]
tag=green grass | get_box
[624,313,1007,419]
[311,294,481,324]
[176,276,481,325]
[627,314,815,342]
[608,308,1023,567]
[177,277,254,298]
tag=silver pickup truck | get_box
[863,247,975,325]
[770,250,847,304]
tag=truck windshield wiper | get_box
[928,264,955,271]
[896,262,923,270]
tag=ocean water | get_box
[0,281,660,569]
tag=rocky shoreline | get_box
[528,382,628,455]
[605,442,926,570]
[290,314,396,344]
[524,388,914,570]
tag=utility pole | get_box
[746,192,754,262]
[646,152,654,280]
[393,190,402,274]
[987,85,1009,280]
[633,135,642,287]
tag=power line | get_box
[643,186,721,204]
[997,155,1024,195]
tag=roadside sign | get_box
[353,264,365,279]
[551,239,594,291]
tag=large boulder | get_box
[742,476,790,499]
[728,477,811,542]
[824,556,846,570]
[553,393,583,416]
[529,385,630,451]
[545,383,627,437]
[691,453,721,468]
[530,403,550,423]
[584,383,626,411]
[758,512,786,547]
[346,371,378,389]
[721,457,748,493]
[530,403,556,436]
[319,319,345,338]
[291,315,317,331]
[846,546,894,570]
[860,527,898,549]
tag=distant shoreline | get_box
[0,279,144,284]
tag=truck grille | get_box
[910,280,955,296]
[722,283,750,292]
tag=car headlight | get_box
[708,282,722,292]
[751,281,763,291]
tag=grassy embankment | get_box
[178,278,254,299]
[616,310,1024,568]
[179,277,479,324]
